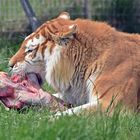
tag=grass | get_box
[0,106,140,140]
[0,39,140,140]
[0,38,20,71]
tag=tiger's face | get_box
[8,24,48,82]
[9,12,76,84]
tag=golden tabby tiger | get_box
[9,12,140,115]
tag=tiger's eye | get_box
[26,49,33,53]
[28,50,33,53]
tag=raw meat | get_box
[0,72,68,111]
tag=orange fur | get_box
[9,12,140,112]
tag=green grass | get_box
[0,38,20,71]
[0,39,140,140]
[0,107,140,140]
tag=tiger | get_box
[9,12,140,115]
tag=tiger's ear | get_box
[58,12,70,20]
[61,24,77,38]
[48,24,77,42]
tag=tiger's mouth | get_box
[10,69,44,86]
[34,73,43,86]
[9,63,45,86]
[26,72,43,87]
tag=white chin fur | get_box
[11,61,46,82]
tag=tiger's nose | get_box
[8,61,15,68]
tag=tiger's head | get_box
[9,12,77,85]
[8,25,47,82]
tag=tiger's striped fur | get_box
[9,12,140,114]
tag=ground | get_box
[0,39,140,140]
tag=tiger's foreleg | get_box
[52,92,63,99]
[53,102,98,118]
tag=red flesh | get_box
[0,72,51,109]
